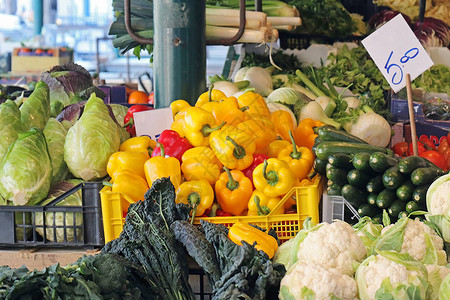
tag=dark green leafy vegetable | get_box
[102,177,195,300]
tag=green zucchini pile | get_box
[312,126,445,223]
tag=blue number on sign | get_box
[400,47,419,64]
[384,51,403,85]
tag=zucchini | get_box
[369,152,398,173]
[367,192,378,206]
[358,204,380,217]
[313,158,327,175]
[398,156,431,174]
[352,152,372,172]
[341,184,366,207]
[327,184,342,196]
[406,200,422,214]
[316,126,367,144]
[388,199,404,217]
[372,214,383,224]
[326,167,348,186]
[347,169,372,188]
[396,181,415,201]
[398,211,408,219]
[412,185,430,205]
[315,141,392,160]
[366,175,384,193]
[411,167,444,186]
[382,165,405,190]
[376,189,396,209]
[311,138,322,156]
[328,153,354,170]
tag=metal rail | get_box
[124,0,153,45]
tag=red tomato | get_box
[407,141,426,156]
[443,148,450,171]
[420,150,446,170]
[419,135,436,150]
[392,141,409,157]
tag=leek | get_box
[206,14,263,29]
[205,26,278,44]
[206,8,267,26]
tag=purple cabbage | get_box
[368,10,412,30]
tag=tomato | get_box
[420,150,446,170]
[419,135,436,150]
[392,141,409,157]
[34,48,45,56]
[407,141,426,156]
[443,148,450,171]
[128,90,149,104]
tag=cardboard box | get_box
[11,47,73,74]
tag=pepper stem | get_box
[254,195,271,216]
[156,142,165,157]
[226,136,246,159]
[224,166,239,191]
[239,106,249,112]
[208,84,214,102]
[263,160,279,186]
[124,119,134,127]
[187,192,200,224]
[102,182,113,187]
[201,121,226,137]
[289,130,301,160]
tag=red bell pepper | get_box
[392,141,409,157]
[419,135,436,150]
[242,153,269,186]
[124,105,154,137]
[420,150,446,170]
[151,130,193,162]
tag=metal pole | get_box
[153,0,206,108]
[32,0,44,36]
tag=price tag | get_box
[134,107,173,140]
[361,14,433,93]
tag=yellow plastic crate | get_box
[100,175,323,244]
[194,175,323,243]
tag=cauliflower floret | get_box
[381,218,445,263]
[296,221,367,276]
[427,179,450,215]
[360,255,420,299]
[279,262,358,300]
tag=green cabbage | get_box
[109,104,128,127]
[0,128,52,205]
[64,93,120,180]
[356,250,429,300]
[426,174,450,244]
[35,179,83,242]
[20,81,50,131]
[0,100,24,162]
[44,118,69,184]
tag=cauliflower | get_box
[426,264,450,300]
[296,221,367,276]
[426,173,450,244]
[279,262,358,300]
[376,218,446,265]
[355,251,429,300]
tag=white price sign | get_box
[361,14,434,93]
[134,107,173,140]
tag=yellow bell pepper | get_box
[170,99,191,119]
[104,169,149,213]
[253,158,297,198]
[278,131,314,181]
[212,96,248,126]
[294,118,324,150]
[247,190,283,216]
[209,125,256,170]
[195,87,226,108]
[181,146,222,185]
[298,178,313,187]
[106,151,149,180]
[237,92,271,119]
[119,136,157,156]
[175,179,214,221]
[215,167,253,216]
[265,139,291,158]
[271,110,295,142]
[236,117,277,153]
[228,221,278,259]
[144,143,181,189]
[180,107,225,147]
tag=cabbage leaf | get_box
[0,100,24,162]
[44,118,69,184]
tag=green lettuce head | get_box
[20,81,50,131]
[355,250,429,300]
[0,128,52,205]
[44,118,69,184]
[0,100,24,162]
[35,179,84,242]
[64,93,120,180]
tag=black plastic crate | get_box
[279,32,366,50]
[0,182,104,248]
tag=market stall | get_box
[0,0,449,299]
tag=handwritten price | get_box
[384,48,419,85]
